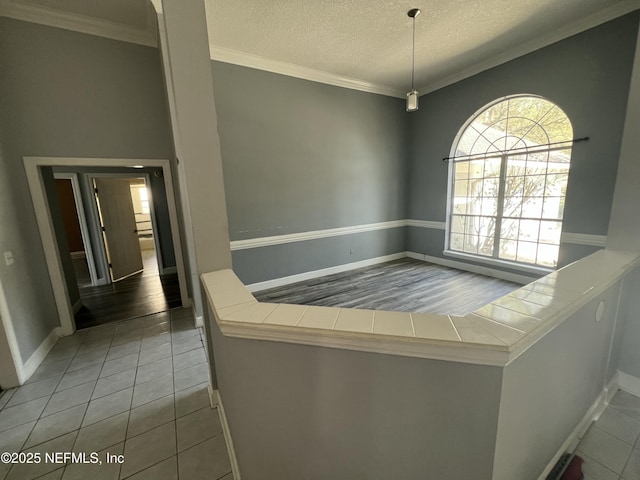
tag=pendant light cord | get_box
[411,15,416,90]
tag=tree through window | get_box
[447,95,573,269]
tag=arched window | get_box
[446,95,573,269]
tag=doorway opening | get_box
[25,157,190,337]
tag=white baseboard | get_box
[212,389,241,480]
[70,251,86,259]
[536,373,621,480]
[71,299,83,315]
[407,251,536,285]
[195,315,204,328]
[19,327,62,384]
[160,266,177,275]
[246,252,408,292]
[617,371,640,397]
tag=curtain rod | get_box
[442,136,589,163]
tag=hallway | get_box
[74,250,181,329]
[0,308,232,480]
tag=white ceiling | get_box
[2,0,639,96]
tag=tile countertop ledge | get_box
[201,250,640,367]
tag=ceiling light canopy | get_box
[406,8,420,112]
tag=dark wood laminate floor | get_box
[74,249,180,329]
[255,258,524,316]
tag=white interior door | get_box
[94,178,144,282]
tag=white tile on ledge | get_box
[449,316,506,346]
[201,270,244,292]
[209,287,256,310]
[334,309,374,334]
[475,304,541,332]
[263,304,309,327]
[507,289,571,310]
[465,314,526,345]
[411,313,460,342]
[491,296,560,320]
[215,301,257,319]
[298,306,340,330]
[223,303,278,324]
[373,311,414,337]
[521,282,577,299]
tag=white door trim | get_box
[53,173,99,286]
[24,157,190,336]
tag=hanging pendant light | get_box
[406,8,420,112]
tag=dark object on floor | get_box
[546,453,584,480]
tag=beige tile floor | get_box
[0,309,233,480]
[576,390,640,480]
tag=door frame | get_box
[24,157,190,336]
[90,172,167,278]
[53,173,100,286]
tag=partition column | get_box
[157,0,232,324]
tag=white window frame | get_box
[443,94,572,273]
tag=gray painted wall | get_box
[493,282,623,479]
[407,13,639,270]
[211,62,409,282]
[0,17,174,361]
[209,310,503,480]
[618,268,640,378]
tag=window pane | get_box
[450,233,464,251]
[539,221,562,244]
[499,240,517,261]
[518,220,540,241]
[449,96,572,269]
[468,160,484,179]
[454,180,469,197]
[524,175,547,197]
[545,174,568,196]
[455,162,469,180]
[522,197,544,218]
[516,241,538,264]
[478,236,494,256]
[453,198,467,215]
[503,196,523,218]
[542,197,564,220]
[482,178,499,197]
[481,198,498,216]
[484,157,501,177]
[450,215,465,234]
[501,219,519,240]
[464,235,479,254]
[537,244,560,267]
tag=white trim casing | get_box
[54,172,99,286]
[618,371,640,397]
[210,45,404,99]
[20,327,62,384]
[246,252,407,292]
[24,157,190,337]
[536,372,621,480]
[212,389,242,480]
[560,232,608,247]
[407,251,537,285]
[230,220,406,251]
[406,219,446,230]
[0,0,157,47]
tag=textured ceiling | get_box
[205,0,636,91]
[5,0,638,94]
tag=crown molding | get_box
[0,0,157,48]
[418,0,640,95]
[210,45,406,98]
